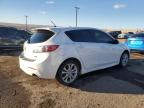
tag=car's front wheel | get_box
[56,60,80,85]
[119,52,129,67]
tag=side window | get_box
[65,30,95,42]
[90,30,113,43]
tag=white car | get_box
[118,34,128,39]
[19,27,130,85]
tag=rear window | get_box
[28,30,55,44]
[131,33,144,38]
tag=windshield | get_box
[28,30,55,44]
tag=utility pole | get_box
[75,7,80,27]
[24,15,28,40]
[25,16,28,32]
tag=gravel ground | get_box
[0,52,144,108]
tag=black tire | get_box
[140,52,144,54]
[119,52,129,67]
[56,60,80,86]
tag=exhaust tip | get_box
[32,74,38,78]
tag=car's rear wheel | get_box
[56,60,80,85]
[119,52,129,67]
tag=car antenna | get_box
[50,20,57,27]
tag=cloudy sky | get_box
[0,0,144,29]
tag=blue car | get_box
[127,33,144,53]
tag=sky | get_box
[0,0,144,29]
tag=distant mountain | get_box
[0,22,46,30]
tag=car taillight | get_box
[42,45,59,52]
[33,45,59,53]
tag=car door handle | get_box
[77,45,84,48]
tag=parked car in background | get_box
[126,33,144,53]
[109,31,122,39]
[128,32,134,35]
[118,33,135,39]
[0,27,31,52]
[19,27,130,85]
[118,34,129,39]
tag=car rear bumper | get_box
[19,53,57,79]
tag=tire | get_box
[140,52,144,54]
[56,60,80,86]
[119,52,129,67]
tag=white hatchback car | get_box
[19,27,130,85]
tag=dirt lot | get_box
[0,52,144,108]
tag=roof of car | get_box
[35,27,100,33]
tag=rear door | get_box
[65,29,107,69]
